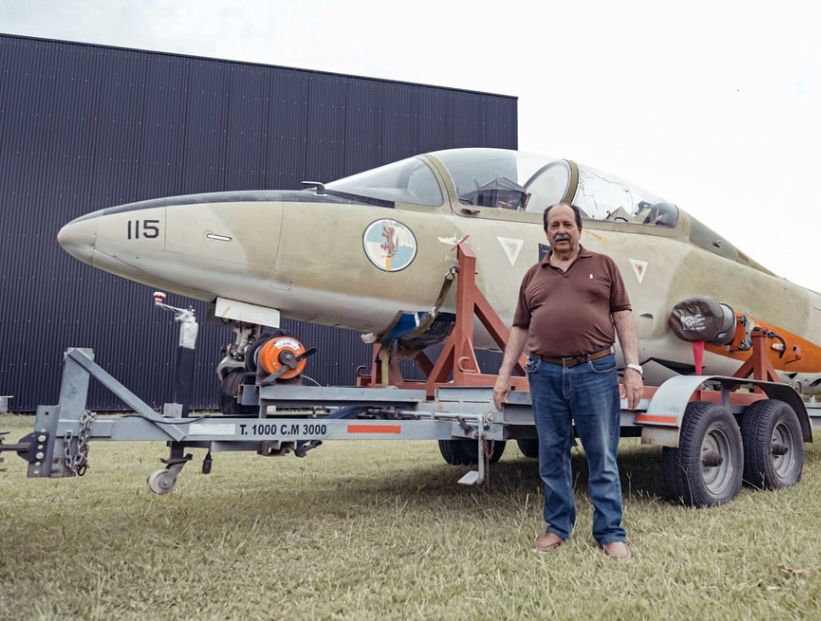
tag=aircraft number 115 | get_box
[127,219,160,240]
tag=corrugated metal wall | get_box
[0,34,517,411]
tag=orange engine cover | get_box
[256,336,308,380]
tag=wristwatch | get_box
[626,363,643,376]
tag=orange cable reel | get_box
[256,336,310,381]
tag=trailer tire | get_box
[740,399,803,490]
[663,401,743,507]
[516,438,539,459]
[438,440,506,465]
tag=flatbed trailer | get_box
[2,342,817,506]
[2,242,818,506]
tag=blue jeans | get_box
[526,353,626,545]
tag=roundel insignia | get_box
[363,219,417,272]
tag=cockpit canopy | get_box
[324,148,678,228]
[320,148,780,274]
[325,156,444,207]
[432,148,678,227]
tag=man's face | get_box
[545,204,581,253]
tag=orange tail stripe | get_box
[347,424,402,434]
[635,414,678,425]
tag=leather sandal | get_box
[533,531,564,553]
[602,541,632,561]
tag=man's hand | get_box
[623,368,643,410]
[493,378,510,411]
[613,310,643,409]
[492,327,528,411]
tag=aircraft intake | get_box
[669,297,737,345]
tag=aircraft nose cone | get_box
[57,216,98,265]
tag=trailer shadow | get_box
[325,442,669,505]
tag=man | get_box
[492,203,643,561]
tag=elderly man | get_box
[493,202,643,561]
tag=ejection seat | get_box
[637,201,678,227]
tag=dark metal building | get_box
[0,34,517,411]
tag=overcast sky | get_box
[2,0,819,291]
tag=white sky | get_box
[2,0,819,291]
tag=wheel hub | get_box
[771,421,797,478]
[700,426,734,494]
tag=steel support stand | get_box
[364,240,528,398]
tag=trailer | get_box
[2,244,819,506]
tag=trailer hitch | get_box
[0,431,42,471]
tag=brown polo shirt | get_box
[512,246,631,357]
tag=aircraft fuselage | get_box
[57,149,821,394]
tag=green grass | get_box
[1,413,819,620]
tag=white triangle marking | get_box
[629,258,648,284]
[497,237,524,266]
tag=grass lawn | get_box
[1,413,819,620]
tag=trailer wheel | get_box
[740,399,803,489]
[663,401,743,507]
[147,469,178,495]
[438,440,506,465]
[516,438,539,459]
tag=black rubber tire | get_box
[244,331,282,372]
[516,438,540,459]
[438,439,467,465]
[219,368,257,416]
[438,439,506,465]
[662,401,743,507]
[740,399,803,490]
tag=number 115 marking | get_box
[127,219,160,240]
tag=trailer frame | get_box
[2,240,819,502]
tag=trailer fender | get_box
[638,375,811,447]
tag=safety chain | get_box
[63,410,96,476]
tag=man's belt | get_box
[537,348,613,368]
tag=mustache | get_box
[554,234,571,241]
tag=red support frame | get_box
[357,240,528,399]
[355,247,787,407]
[686,328,782,405]
[731,329,781,383]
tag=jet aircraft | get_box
[57,148,821,403]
